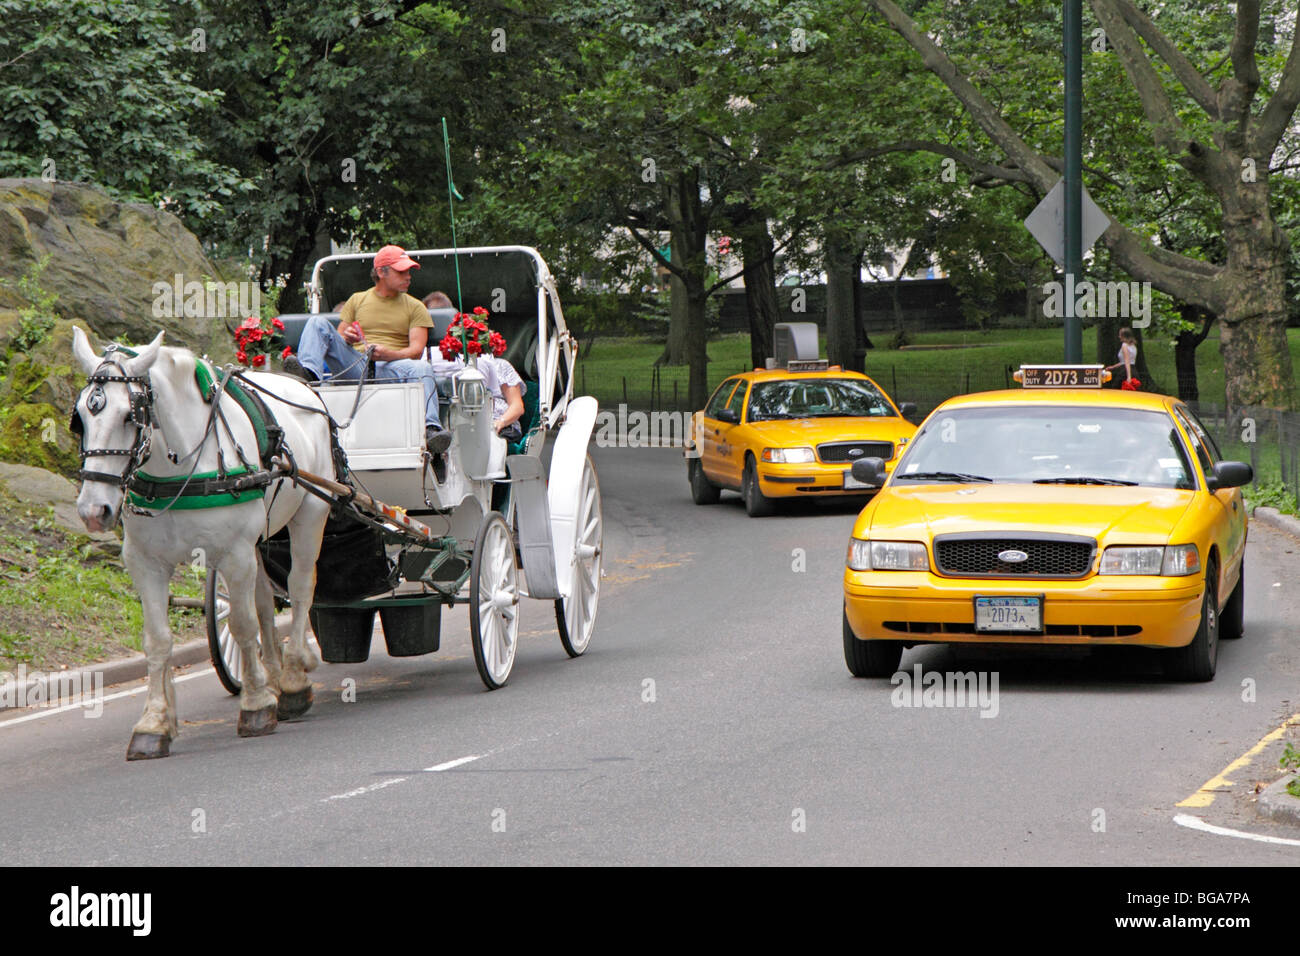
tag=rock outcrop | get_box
[0,178,234,353]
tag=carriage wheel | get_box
[204,569,242,695]
[469,511,519,690]
[556,455,602,658]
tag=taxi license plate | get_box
[974,596,1043,632]
[843,469,874,489]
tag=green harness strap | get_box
[127,360,281,511]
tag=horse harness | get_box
[72,347,284,514]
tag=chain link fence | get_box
[1187,403,1300,511]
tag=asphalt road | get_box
[2,443,1299,865]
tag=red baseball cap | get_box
[373,245,420,272]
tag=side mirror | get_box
[899,402,917,420]
[1206,460,1253,491]
[716,408,739,425]
[851,456,887,486]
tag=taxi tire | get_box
[843,609,902,678]
[742,457,775,517]
[1219,562,1245,640]
[688,458,721,505]
[1165,560,1218,682]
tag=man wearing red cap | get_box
[287,244,451,453]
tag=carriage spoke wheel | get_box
[205,569,242,695]
[556,455,602,658]
[470,511,519,690]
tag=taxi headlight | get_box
[847,538,928,571]
[1160,544,1200,576]
[763,446,815,464]
[1099,546,1199,576]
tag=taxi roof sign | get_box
[1014,364,1111,388]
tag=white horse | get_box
[71,327,334,759]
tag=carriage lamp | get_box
[457,372,487,411]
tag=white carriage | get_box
[205,246,603,691]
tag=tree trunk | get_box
[852,251,872,367]
[825,232,857,368]
[1173,304,1215,402]
[662,170,711,409]
[1218,178,1297,410]
[264,208,321,315]
[658,254,689,367]
[738,219,780,370]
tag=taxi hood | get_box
[748,416,915,447]
[864,483,1195,542]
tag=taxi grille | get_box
[817,441,893,463]
[933,534,1095,578]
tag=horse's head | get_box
[71,326,165,532]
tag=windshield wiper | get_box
[1033,476,1138,486]
[896,471,993,483]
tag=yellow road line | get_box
[1177,711,1300,808]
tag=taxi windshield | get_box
[748,378,895,422]
[894,405,1196,489]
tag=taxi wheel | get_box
[1220,561,1245,640]
[688,458,721,505]
[843,609,902,678]
[742,457,775,517]
[1165,560,1218,682]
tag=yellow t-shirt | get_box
[339,290,433,352]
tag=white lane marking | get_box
[323,777,410,802]
[1173,813,1300,847]
[322,753,486,803]
[0,670,213,729]
[424,753,484,772]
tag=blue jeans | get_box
[296,316,442,428]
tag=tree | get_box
[870,0,1298,410]
[0,0,242,218]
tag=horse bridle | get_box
[71,344,158,489]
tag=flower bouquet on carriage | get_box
[438,306,507,363]
[231,315,288,368]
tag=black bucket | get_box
[379,602,441,657]
[309,607,375,663]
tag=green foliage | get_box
[1244,479,1299,517]
[1281,742,1300,770]
[0,255,59,354]
[0,0,245,219]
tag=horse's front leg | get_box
[124,557,179,760]
[277,497,329,719]
[221,549,280,738]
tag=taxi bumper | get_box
[843,570,1203,648]
[757,460,890,497]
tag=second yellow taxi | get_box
[686,344,916,517]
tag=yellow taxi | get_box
[686,361,917,516]
[841,366,1251,682]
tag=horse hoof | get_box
[126,733,171,760]
[237,704,278,737]
[277,686,313,719]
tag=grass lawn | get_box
[576,326,1300,416]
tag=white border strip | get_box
[1173,813,1300,847]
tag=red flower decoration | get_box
[281,346,293,360]
[231,310,288,367]
[441,308,506,362]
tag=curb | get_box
[1252,506,1300,541]
[1,613,293,709]
[1256,773,1300,826]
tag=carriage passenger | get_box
[283,245,452,455]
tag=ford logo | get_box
[848,448,864,457]
[998,550,1029,564]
